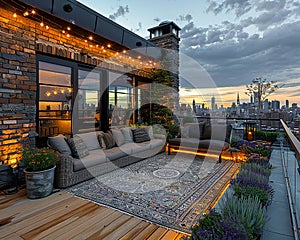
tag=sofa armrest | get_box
[154,134,166,141]
[54,153,74,188]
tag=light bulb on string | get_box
[13,12,17,18]
[23,11,29,16]
[31,9,36,14]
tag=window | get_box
[38,61,73,137]
[75,69,101,133]
[109,72,135,126]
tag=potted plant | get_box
[20,147,58,199]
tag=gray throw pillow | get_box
[102,131,116,149]
[48,134,72,155]
[97,131,106,149]
[121,127,134,143]
[66,136,89,159]
[111,128,125,146]
[132,128,150,143]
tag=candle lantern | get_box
[243,121,256,141]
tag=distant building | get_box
[211,96,216,110]
[271,100,280,110]
[286,99,289,109]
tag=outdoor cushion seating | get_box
[168,122,232,162]
[48,126,166,188]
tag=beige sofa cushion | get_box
[75,132,101,151]
[73,149,107,171]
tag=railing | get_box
[280,119,300,239]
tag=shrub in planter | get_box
[189,209,248,240]
[241,162,271,177]
[20,147,58,199]
[232,183,271,207]
[220,193,266,240]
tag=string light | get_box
[23,11,29,16]
[107,44,111,48]
[88,36,93,40]
[13,12,17,18]
[67,26,71,31]
[45,25,49,30]
[84,39,87,43]
[31,9,36,14]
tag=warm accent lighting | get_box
[88,36,93,40]
[107,44,111,48]
[31,9,36,14]
[13,13,17,18]
[40,21,44,27]
[67,26,71,31]
[23,11,29,16]
[45,91,51,97]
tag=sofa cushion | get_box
[132,128,150,143]
[75,132,101,151]
[202,124,232,143]
[67,136,90,159]
[111,128,125,146]
[149,139,164,149]
[169,138,229,151]
[103,147,128,161]
[73,149,107,171]
[48,134,72,155]
[131,142,151,154]
[102,131,116,149]
[121,127,134,143]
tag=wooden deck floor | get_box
[0,189,188,240]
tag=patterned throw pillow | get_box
[132,128,151,143]
[102,131,116,149]
[66,136,89,159]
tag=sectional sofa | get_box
[48,126,166,188]
[168,122,232,162]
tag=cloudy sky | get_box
[78,0,300,107]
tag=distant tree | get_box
[245,77,283,117]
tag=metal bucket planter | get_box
[24,166,56,199]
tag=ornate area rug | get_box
[65,153,239,233]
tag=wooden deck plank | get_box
[86,214,132,239]
[161,230,181,240]
[22,202,99,240]
[72,210,124,240]
[147,227,169,240]
[102,217,143,240]
[0,191,72,221]
[119,221,151,240]
[0,196,86,238]
[0,190,188,240]
[52,206,112,240]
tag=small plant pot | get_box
[24,166,56,199]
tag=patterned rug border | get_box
[65,153,240,233]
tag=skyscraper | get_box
[211,96,216,110]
